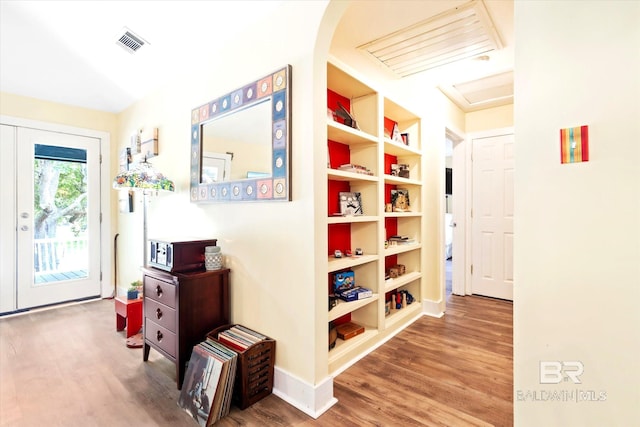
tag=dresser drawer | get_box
[144,276,176,308]
[144,298,176,332]
[145,318,177,358]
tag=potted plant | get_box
[127,280,142,300]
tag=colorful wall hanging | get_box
[560,125,589,164]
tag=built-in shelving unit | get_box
[326,61,426,374]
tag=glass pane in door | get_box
[33,144,89,285]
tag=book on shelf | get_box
[337,163,373,176]
[178,340,238,426]
[388,235,417,245]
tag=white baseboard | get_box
[422,297,445,318]
[272,366,337,419]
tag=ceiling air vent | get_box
[358,0,503,77]
[115,28,147,54]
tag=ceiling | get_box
[0,0,513,114]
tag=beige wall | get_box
[466,103,513,133]
[115,1,329,388]
[0,92,117,134]
[514,1,640,425]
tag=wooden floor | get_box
[0,294,512,427]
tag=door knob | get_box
[450,222,457,228]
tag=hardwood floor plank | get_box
[0,294,512,426]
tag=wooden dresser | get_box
[141,267,230,389]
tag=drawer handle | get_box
[155,285,163,297]
[156,331,163,342]
[156,308,163,320]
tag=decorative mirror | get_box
[190,65,291,202]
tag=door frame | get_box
[463,127,514,296]
[0,115,112,302]
[444,127,466,298]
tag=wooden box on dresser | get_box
[142,267,230,389]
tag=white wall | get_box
[514,1,640,425]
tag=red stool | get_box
[115,296,143,338]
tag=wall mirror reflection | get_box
[190,65,291,202]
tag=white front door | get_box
[2,126,102,311]
[471,133,514,300]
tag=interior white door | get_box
[471,133,514,300]
[15,127,101,310]
[451,136,466,295]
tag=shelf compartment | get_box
[328,62,376,100]
[328,327,378,370]
[327,62,379,137]
[383,97,421,151]
[384,301,422,330]
[384,247,421,277]
[384,182,422,215]
[385,215,422,240]
[327,175,377,218]
[328,293,379,322]
[383,275,421,331]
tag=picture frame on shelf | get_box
[339,191,363,216]
[391,163,410,178]
[391,188,410,212]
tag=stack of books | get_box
[338,163,373,176]
[388,235,417,245]
[178,340,238,426]
[216,325,267,352]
